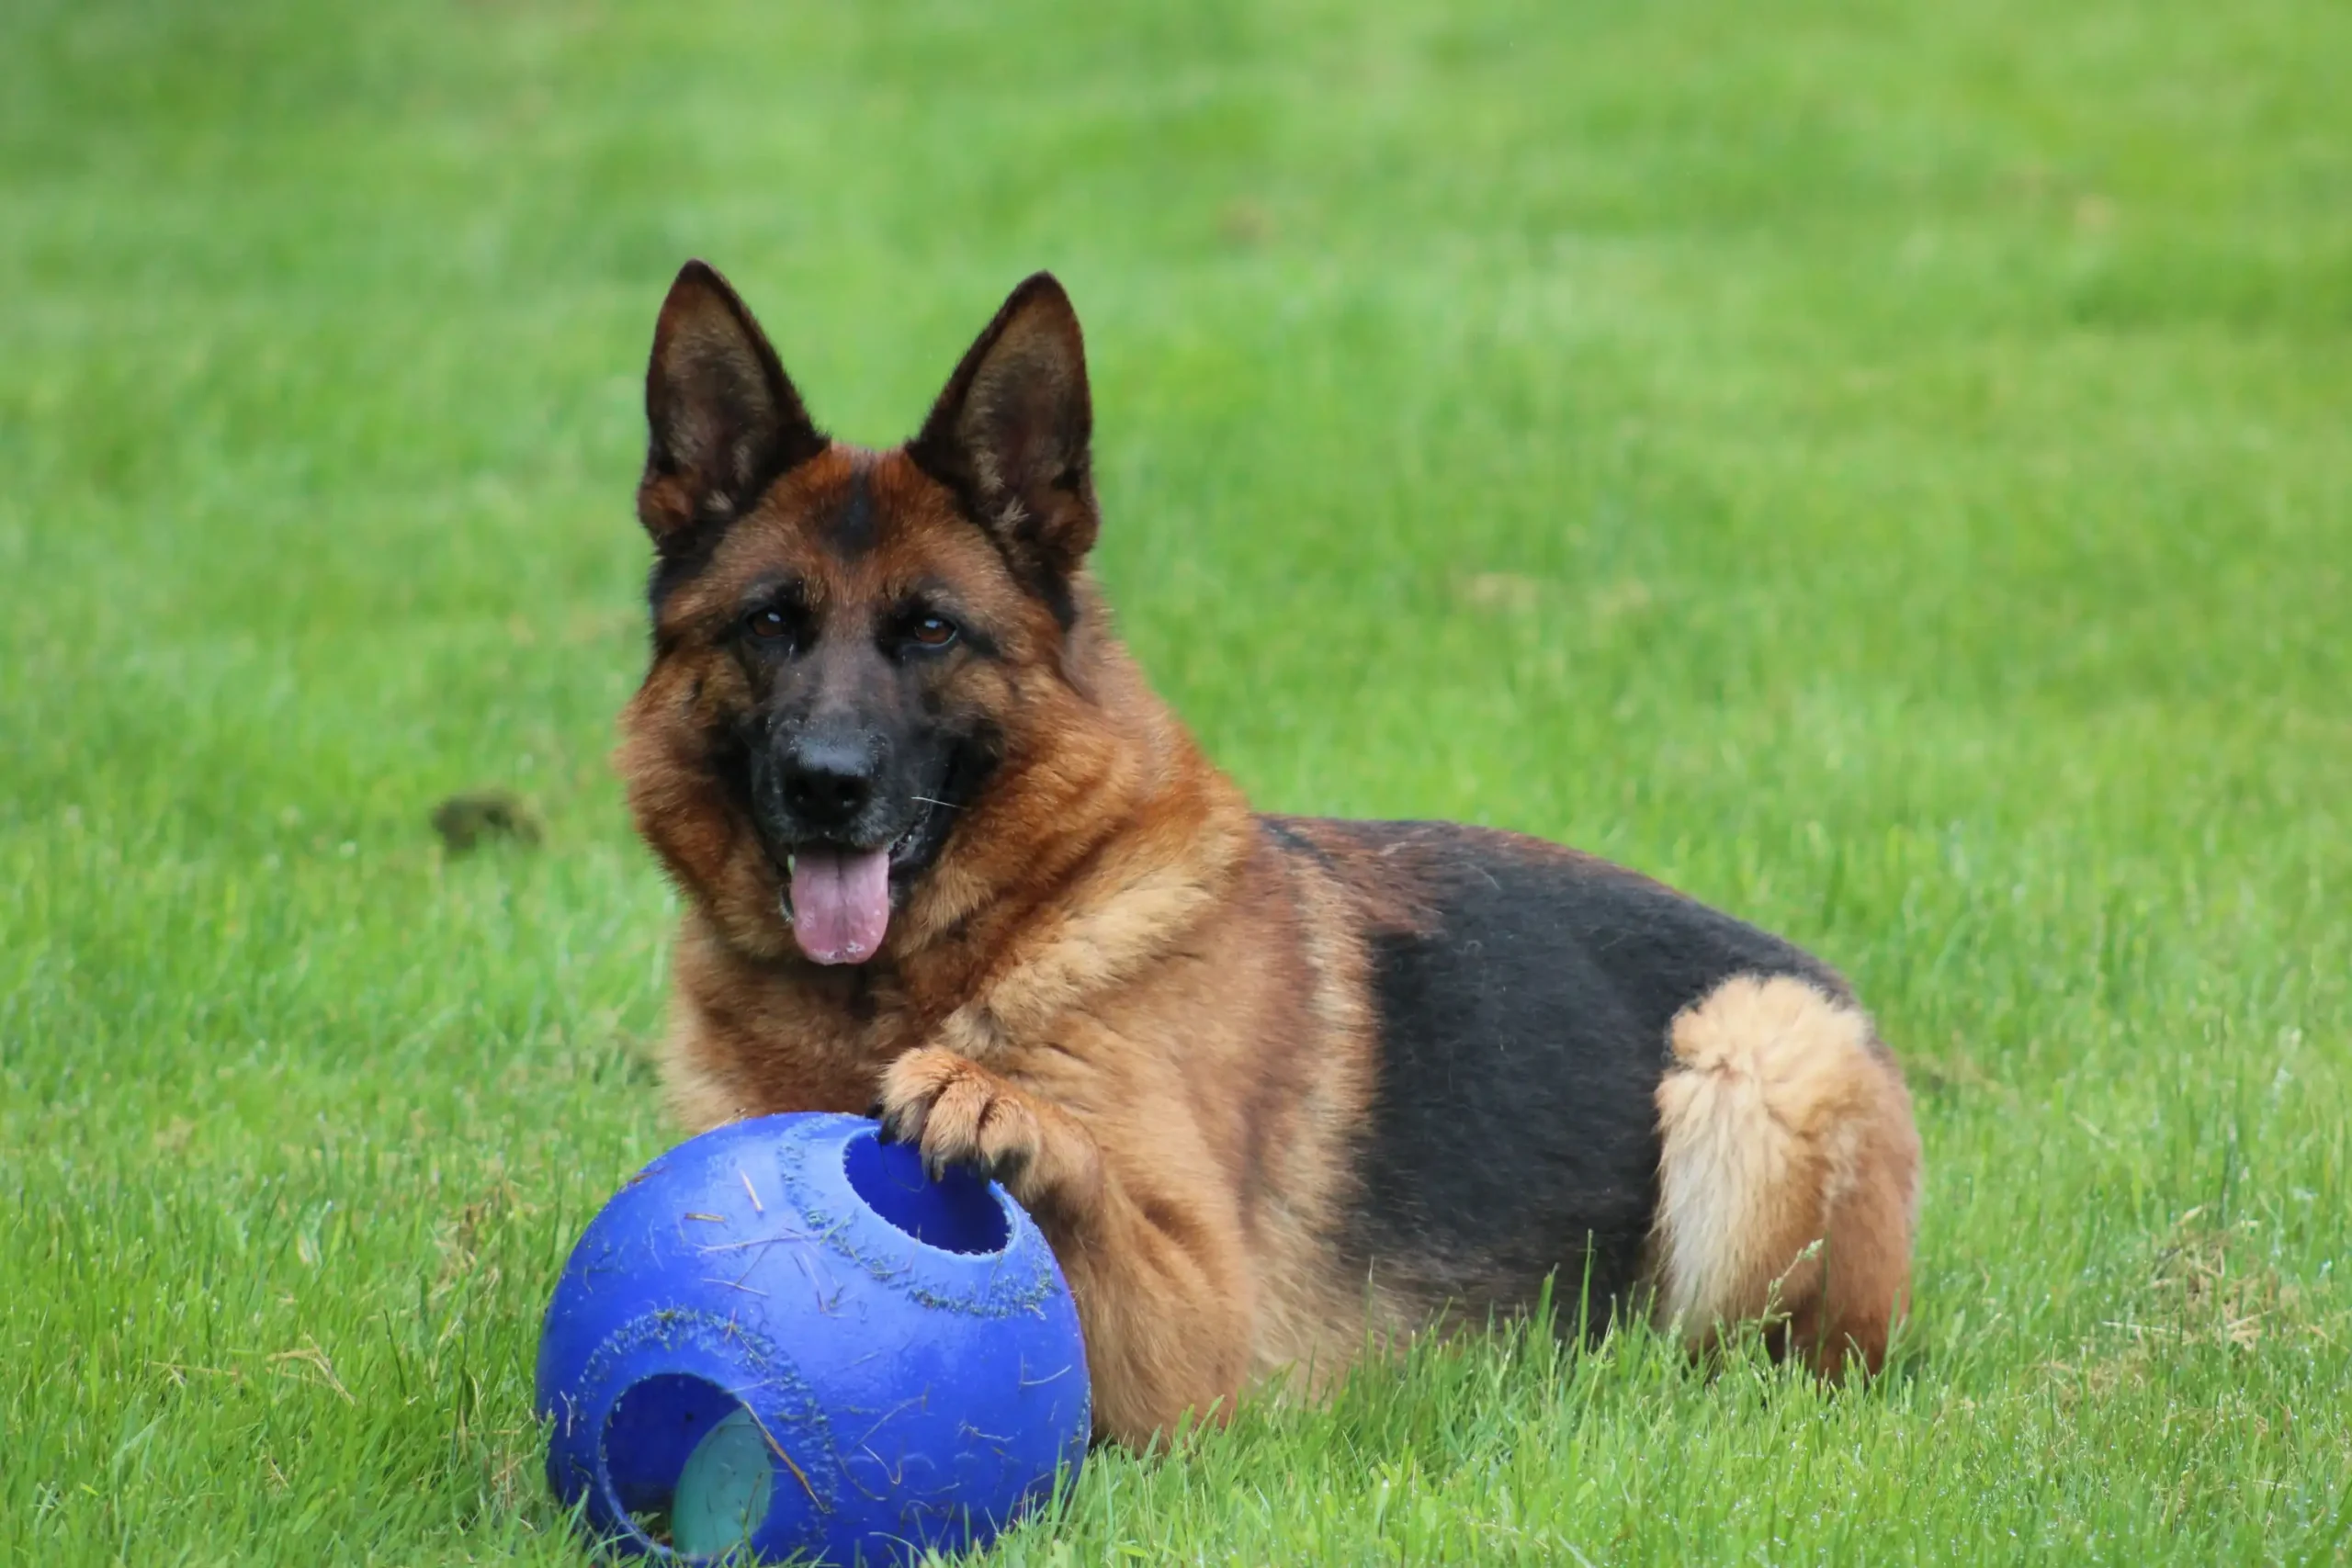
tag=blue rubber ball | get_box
[536,1112,1090,1564]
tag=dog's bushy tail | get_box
[1650,974,1922,1374]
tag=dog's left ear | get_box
[908,274,1098,616]
[639,261,827,546]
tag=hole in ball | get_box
[842,1130,1012,1255]
[601,1373,774,1561]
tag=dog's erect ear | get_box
[638,261,826,545]
[907,273,1098,618]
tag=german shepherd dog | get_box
[617,263,1923,1446]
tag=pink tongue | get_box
[790,846,892,965]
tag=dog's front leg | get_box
[876,1045,1252,1446]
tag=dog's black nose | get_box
[781,737,878,829]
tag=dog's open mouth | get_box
[777,808,936,966]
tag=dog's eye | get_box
[745,608,794,643]
[909,615,959,649]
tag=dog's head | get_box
[618,263,1106,966]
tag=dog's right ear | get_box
[638,261,826,545]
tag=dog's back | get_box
[1265,817,1920,1371]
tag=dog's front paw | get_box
[875,1047,1099,1220]
[876,1047,1046,1184]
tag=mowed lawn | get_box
[5,0,2349,1562]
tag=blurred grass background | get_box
[3,0,2348,1562]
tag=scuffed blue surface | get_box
[536,1112,1090,1565]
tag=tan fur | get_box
[1650,974,1922,1373]
[617,267,1923,1443]
[628,495,1386,1438]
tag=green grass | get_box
[5,0,2348,1561]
